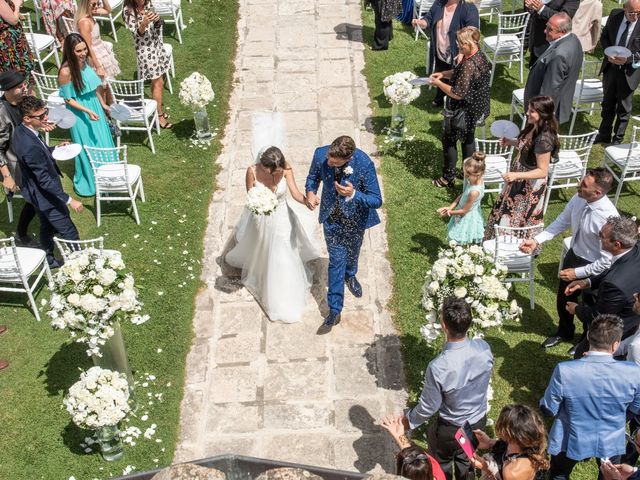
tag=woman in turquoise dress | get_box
[437,152,486,244]
[58,32,114,197]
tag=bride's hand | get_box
[305,192,320,210]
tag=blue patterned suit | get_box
[305,146,382,315]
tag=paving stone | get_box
[334,399,384,434]
[334,346,379,397]
[261,434,334,467]
[282,111,319,132]
[319,60,353,87]
[279,25,317,48]
[263,402,332,429]
[319,87,354,119]
[266,319,327,360]
[219,303,265,336]
[210,365,259,403]
[321,119,359,143]
[332,434,396,473]
[330,309,375,345]
[278,0,316,15]
[264,360,329,401]
[202,436,260,458]
[206,404,262,433]
[274,73,317,93]
[216,328,262,364]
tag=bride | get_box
[225,144,320,323]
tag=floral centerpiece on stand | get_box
[64,366,131,461]
[420,242,523,343]
[179,71,215,144]
[246,182,279,216]
[382,71,421,140]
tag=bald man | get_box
[595,0,640,145]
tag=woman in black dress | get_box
[429,26,490,188]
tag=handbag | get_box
[443,97,466,135]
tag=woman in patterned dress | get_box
[0,0,35,81]
[123,0,172,128]
[40,0,75,44]
[484,96,558,241]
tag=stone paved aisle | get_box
[174,0,407,472]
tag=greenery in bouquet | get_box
[246,182,279,215]
[420,242,523,343]
[382,71,421,105]
[47,249,149,356]
[64,367,131,430]
[178,71,215,110]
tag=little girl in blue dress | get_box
[437,152,486,244]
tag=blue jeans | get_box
[323,219,365,315]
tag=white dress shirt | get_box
[615,17,637,47]
[535,194,618,278]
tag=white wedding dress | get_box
[225,168,321,323]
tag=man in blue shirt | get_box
[541,314,640,480]
[398,296,494,480]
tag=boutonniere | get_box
[343,166,354,176]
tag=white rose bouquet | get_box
[420,242,522,343]
[47,249,149,356]
[383,71,421,105]
[246,183,279,216]
[64,367,131,429]
[178,72,215,110]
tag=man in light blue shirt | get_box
[399,297,494,480]
[541,314,640,480]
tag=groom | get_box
[305,135,382,329]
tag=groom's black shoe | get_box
[317,312,341,335]
[345,276,362,298]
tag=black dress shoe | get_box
[345,276,362,298]
[611,138,623,145]
[593,134,611,145]
[567,344,578,356]
[541,335,564,348]
[324,311,341,327]
[16,235,33,246]
[48,258,64,269]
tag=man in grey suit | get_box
[524,13,584,125]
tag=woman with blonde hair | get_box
[472,404,549,480]
[430,26,490,189]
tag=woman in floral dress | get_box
[0,0,35,80]
[123,0,171,128]
[40,0,75,44]
[484,95,558,240]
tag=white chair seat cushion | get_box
[483,237,532,271]
[551,151,583,178]
[484,155,510,182]
[123,99,157,122]
[96,164,141,188]
[163,43,172,55]
[573,79,603,102]
[0,247,47,280]
[483,35,522,54]
[30,33,56,50]
[605,144,640,170]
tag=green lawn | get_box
[362,3,639,478]
[0,1,237,478]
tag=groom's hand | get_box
[335,180,354,198]
[305,191,320,210]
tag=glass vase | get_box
[192,106,212,143]
[96,424,124,461]
[389,103,407,141]
[91,321,137,412]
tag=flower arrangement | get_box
[178,72,215,110]
[64,367,131,429]
[246,183,279,216]
[420,242,522,343]
[383,71,421,105]
[47,249,149,357]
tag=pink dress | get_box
[88,20,121,79]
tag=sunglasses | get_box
[28,108,49,120]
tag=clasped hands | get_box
[524,0,543,11]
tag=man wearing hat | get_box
[0,70,37,245]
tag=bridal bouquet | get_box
[47,249,149,357]
[178,72,215,110]
[246,183,279,216]
[383,71,421,105]
[64,367,131,429]
[420,242,522,343]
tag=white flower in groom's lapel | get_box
[343,166,354,176]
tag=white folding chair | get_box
[413,0,434,40]
[478,0,503,22]
[568,60,603,135]
[602,126,640,205]
[107,78,160,154]
[482,224,544,309]
[84,145,145,226]
[543,130,598,214]
[93,0,124,42]
[22,13,61,74]
[4,191,26,223]
[158,26,175,93]
[53,236,121,261]
[60,15,76,36]
[31,71,66,143]
[509,88,526,128]
[151,0,185,44]
[0,237,52,321]
[482,12,530,87]
[475,138,514,195]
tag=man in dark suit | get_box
[595,0,640,145]
[525,0,580,66]
[524,13,583,124]
[12,96,83,267]
[565,215,640,357]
